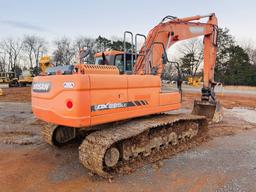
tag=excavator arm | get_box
[134,13,222,121]
[134,13,218,100]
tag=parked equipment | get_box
[0,72,16,86]
[8,70,33,87]
[0,88,3,96]
[18,70,34,87]
[39,56,53,74]
[32,13,222,177]
[8,56,53,87]
[187,76,202,86]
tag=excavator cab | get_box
[94,51,135,74]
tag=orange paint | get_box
[32,74,181,128]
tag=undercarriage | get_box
[42,113,207,178]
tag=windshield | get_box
[94,53,134,73]
[95,56,111,65]
[115,54,133,73]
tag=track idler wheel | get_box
[42,124,76,146]
[53,126,76,146]
[192,100,223,123]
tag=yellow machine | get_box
[9,56,53,87]
[39,56,53,73]
[18,70,34,87]
[1,72,18,87]
[19,56,53,86]
[0,88,3,96]
[187,76,202,86]
[0,72,15,84]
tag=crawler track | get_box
[41,123,76,146]
[79,114,207,178]
[41,123,57,145]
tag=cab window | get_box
[114,54,133,73]
[115,55,124,72]
[95,56,111,65]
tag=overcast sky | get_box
[0,0,255,43]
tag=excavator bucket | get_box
[192,100,223,123]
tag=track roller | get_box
[104,147,120,168]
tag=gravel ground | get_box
[226,107,256,124]
[0,102,43,145]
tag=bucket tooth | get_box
[192,100,223,123]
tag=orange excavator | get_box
[32,13,222,177]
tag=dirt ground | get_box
[0,87,256,192]
[182,92,256,109]
[0,87,31,102]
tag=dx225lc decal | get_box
[91,100,148,112]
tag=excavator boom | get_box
[134,13,221,121]
[134,14,217,84]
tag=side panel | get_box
[90,75,181,126]
[127,75,160,109]
[160,92,181,106]
[90,74,128,117]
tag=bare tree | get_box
[177,38,203,78]
[74,36,96,63]
[240,39,256,65]
[0,38,23,72]
[23,35,47,68]
[53,37,75,65]
[162,38,203,81]
[75,36,95,51]
[161,57,184,82]
[95,36,111,52]
[23,36,33,68]
[0,52,7,72]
